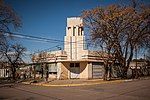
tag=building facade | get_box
[32,17,107,80]
[0,62,11,78]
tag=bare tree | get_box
[0,0,24,80]
[146,49,150,61]
[82,3,150,79]
[0,0,21,57]
[32,52,49,81]
[0,42,26,80]
[0,0,21,34]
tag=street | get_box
[0,79,150,100]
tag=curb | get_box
[22,80,124,87]
[0,84,14,88]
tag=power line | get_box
[4,32,67,43]
[4,31,92,44]
[4,31,97,54]
[33,44,64,54]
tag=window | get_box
[73,27,76,36]
[75,63,80,67]
[78,27,83,36]
[48,63,57,74]
[81,27,83,36]
[70,63,74,67]
[78,27,80,36]
[68,27,71,30]
[70,63,80,67]
[68,27,71,36]
[35,64,41,71]
[49,72,57,74]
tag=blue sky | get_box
[4,0,150,57]
[4,0,121,53]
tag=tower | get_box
[64,17,85,60]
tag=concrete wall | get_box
[80,62,88,79]
[49,74,57,79]
[59,62,90,79]
[88,62,93,79]
[60,62,70,79]
[64,17,85,60]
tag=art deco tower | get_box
[64,17,85,60]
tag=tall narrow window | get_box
[68,27,71,30]
[68,27,71,36]
[78,27,80,36]
[73,27,76,36]
[81,27,83,36]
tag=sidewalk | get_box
[22,79,124,87]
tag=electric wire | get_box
[3,31,98,56]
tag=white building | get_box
[0,62,11,78]
[32,17,107,79]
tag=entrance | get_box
[70,63,80,79]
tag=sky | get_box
[4,0,150,61]
[4,0,121,53]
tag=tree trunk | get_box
[33,65,36,79]
[123,67,128,78]
[109,64,112,80]
[135,47,138,79]
[41,67,44,78]
[11,66,16,81]
[45,65,49,82]
[103,62,109,81]
[123,45,134,78]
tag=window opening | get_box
[73,27,76,36]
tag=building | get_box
[129,59,150,76]
[129,59,147,70]
[32,17,107,80]
[0,62,11,78]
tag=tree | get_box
[146,49,150,61]
[82,3,150,79]
[32,52,49,81]
[0,0,21,58]
[0,0,25,80]
[0,0,21,34]
[0,42,26,80]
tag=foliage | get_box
[82,3,150,79]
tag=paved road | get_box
[0,79,150,100]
